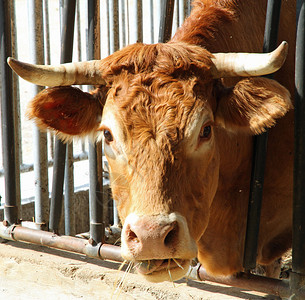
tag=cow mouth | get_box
[135,258,189,276]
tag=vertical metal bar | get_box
[243,0,282,271]
[291,1,305,299]
[62,0,75,235]
[135,0,142,43]
[124,0,129,46]
[59,0,65,37]
[108,0,119,226]
[76,0,82,62]
[10,0,22,219]
[178,0,187,26]
[43,0,55,160]
[49,0,76,233]
[149,0,154,43]
[186,0,191,17]
[49,141,66,233]
[263,0,282,52]
[119,0,126,48]
[27,0,49,228]
[75,0,85,154]
[109,0,119,54]
[155,0,161,43]
[88,0,104,244]
[173,0,180,32]
[64,144,74,235]
[173,0,179,34]
[43,0,51,67]
[158,0,175,43]
[0,0,18,225]
[127,1,142,45]
[102,0,110,57]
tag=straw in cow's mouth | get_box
[135,258,187,275]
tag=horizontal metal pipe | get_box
[0,224,123,262]
[0,224,297,297]
[100,243,124,262]
[188,264,295,299]
[0,152,89,176]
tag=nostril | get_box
[164,221,179,247]
[126,225,139,243]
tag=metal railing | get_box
[0,0,304,298]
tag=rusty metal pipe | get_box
[0,224,298,297]
[100,244,124,262]
[0,224,124,262]
[188,264,296,299]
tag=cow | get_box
[8,0,295,283]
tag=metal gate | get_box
[0,0,304,298]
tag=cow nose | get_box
[123,216,179,259]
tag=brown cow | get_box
[9,0,295,282]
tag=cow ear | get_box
[214,77,292,135]
[27,86,105,141]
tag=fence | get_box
[0,0,304,299]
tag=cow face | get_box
[99,71,220,281]
[10,42,292,282]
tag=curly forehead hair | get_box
[103,42,215,148]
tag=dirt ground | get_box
[0,239,274,300]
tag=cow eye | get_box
[103,129,113,143]
[199,125,212,140]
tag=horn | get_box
[7,58,106,86]
[211,41,288,78]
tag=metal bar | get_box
[10,0,22,219]
[0,223,124,262]
[178,0,187,27]
[119,0,126,48]
[0,152,89,176]
[243,0,282,271]
[103,0,110,56]
[291,1,305,299]
[149,0,154,43]
[135,0,142,43]
[49,0,76,233]
[263,0,282,53]
[76,0,82,62]
[43,0,55,160]
[186,0,191,17]
[63,1,75,237]
[158,0,175,43]
[108,0,119,226]
[27,0,49,228]
[88,0,104,244]
[0,222,296,298]
[64,144,74,235]
[49,140,66,232]
[43,0,51,66]
[155,0,161,43]
[0,0,18,225]
[109,0,119,54]
[187,264,294,299]
[173,0,179,34]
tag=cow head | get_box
[8,41,292,282]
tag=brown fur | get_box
[26,0,295,278]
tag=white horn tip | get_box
[7,57,16,68]
[7,57,27,75]
[277,41,288,56]
[271,41,289,69]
